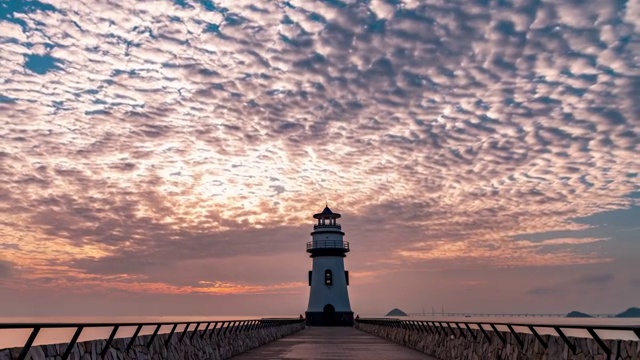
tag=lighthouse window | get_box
[325,269,332,286]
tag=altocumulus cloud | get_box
[0,0,638,295]
[528,272,615,296]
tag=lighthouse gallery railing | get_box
[306,240,349,250]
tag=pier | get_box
[233,326,436,359]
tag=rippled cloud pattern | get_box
[0,0,638,309]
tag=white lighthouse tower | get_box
[305,206,353,326]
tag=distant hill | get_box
[566,311,593,318]
[615,307,640,318]
[385,308,408,316]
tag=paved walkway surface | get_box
[232,327,439,359]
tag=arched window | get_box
[325,269,332,286]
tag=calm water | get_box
[1,315,638,350]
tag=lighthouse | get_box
[305,206,353,326]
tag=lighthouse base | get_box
[305,311,354,326]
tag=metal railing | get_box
[356,318,640,358]
[0,318,304,360]
[408,312,618,318]
[306,240,349,250]
[313,224,342,230]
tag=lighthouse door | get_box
[323,304,336,325]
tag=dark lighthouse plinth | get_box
[305,206,353,326]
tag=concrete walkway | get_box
[232,327,439,359]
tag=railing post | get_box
[438,322,448,336]
[527,325,547,349]
[554,327,576,355]
[507,324,523,350]
[200,322,211,339]
[222,321,232,335]
[420,321,433,334]
[446,323,456,337]
[62,326,84,360]
[209,322,220,340]
[587,328,610,357]
[17,327,40,360]
[464,323,476,340]
[190,323,201,340]
[147,324,162,348]
[179,323,191,343]
[126,325,142,352]
[165,323,178,348]
[234,321,244,334]
[477,324,492,344]
[102,325,119,356]
[490,323,506,345]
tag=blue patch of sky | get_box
[0,94,16,103]
[204,23,221,34]
[1,0,58,19]
[80,89,100,95]
[84,109,110,116]
[111,69,138,77]
[367,19,386,34]
[24,54,63,74]
[513,202,640,246]
[308,12,327,24]
[172,0,193,9]
[91,98,107,105]
[281,15,294,25]
[224,14,244,26]
[320,0,347,8]
[197,0,227,14]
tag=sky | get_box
[0,0,638,317]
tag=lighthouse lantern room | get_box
[305,206,353,326]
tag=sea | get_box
[0,315,638,350]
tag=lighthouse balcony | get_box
[306,240,349,251]
[313,224,342,230]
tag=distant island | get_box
[566,311,592,318]
[564,307,640,318]
[616,307,640,318]
[385,308,408,316]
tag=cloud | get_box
[527,272,615,296]
[576,273,615,286]
[0,260,13,278]
[0,0,638,296]
[396,237,610,267]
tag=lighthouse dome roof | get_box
[313,206,341,219]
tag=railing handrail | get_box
[408,312,618,318]
[355,317,640,331]
[0,318,298,329]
